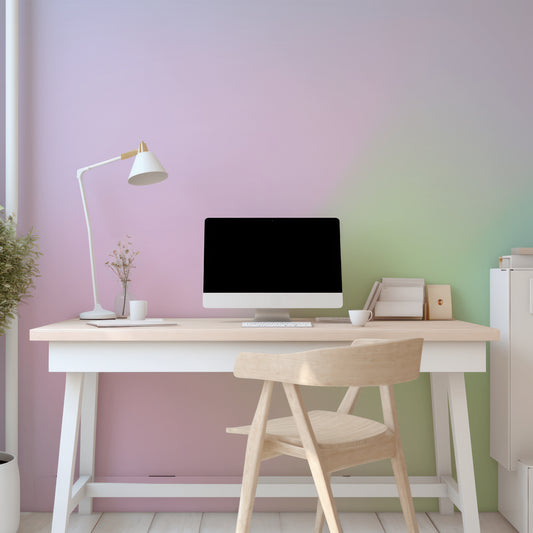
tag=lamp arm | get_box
[76,142,146,176]
[76,155,121,314]
[78,155,121,175]
[77,169,101,310]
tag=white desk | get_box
[30,318,499,533]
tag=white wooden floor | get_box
[18,512,517,533]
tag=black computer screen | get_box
[203,218,342,293]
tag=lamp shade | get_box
[128,151,168,185]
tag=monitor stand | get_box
[253,309,291,322]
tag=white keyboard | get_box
[242,321,313,328]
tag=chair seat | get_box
[228,410,394,450]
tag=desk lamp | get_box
[78,141,167,320]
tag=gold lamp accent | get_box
[121,141,148,160]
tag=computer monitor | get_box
[203,217,343,321]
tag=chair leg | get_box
[314,489,326,533]
[309,463,342,533]
[235,381,274,533]
[391,450,419,533]
[235,437,263,533]
[282,383,342,533]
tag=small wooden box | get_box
[427,284,452,320]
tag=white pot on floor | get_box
[0,452,20,533]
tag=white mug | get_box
[129,300,148,321]
[349,309,373,326]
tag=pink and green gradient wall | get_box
[2,0,533,513]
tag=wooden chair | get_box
[227,337,423,533]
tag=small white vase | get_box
[0,452,20,533]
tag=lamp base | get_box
[80,304,116,320]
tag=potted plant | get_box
[0,205,40,533]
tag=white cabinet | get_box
[498,459,533,533]
[490,268,533,532]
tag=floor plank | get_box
[249,512,282,532]
[280,512,316,532]
[339,512,385,532]
[428,512,473,533]
[427,512,467,533]
[428,512,518,533]
[149,512,202,533]
[479,512,518,533]
[378,512,438,533]
[68,513,103,533]
[279,511,385,532]
[92,513,155,533]
[199,513,237,533]
[198,512,281,533]
[19,513,53,533]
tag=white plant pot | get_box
[0,452,20,533]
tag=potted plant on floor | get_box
[0,205,40,533]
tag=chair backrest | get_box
[233,337,423,387]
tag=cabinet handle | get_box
[530,279,533,314]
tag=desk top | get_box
[30,318,499,343]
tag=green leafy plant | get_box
[105,236,139,316]
[0,206,41,336]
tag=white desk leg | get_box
[51,372,84,533]
[430,373,454,514]
[79,372,98,514]
[448,372,481,533]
